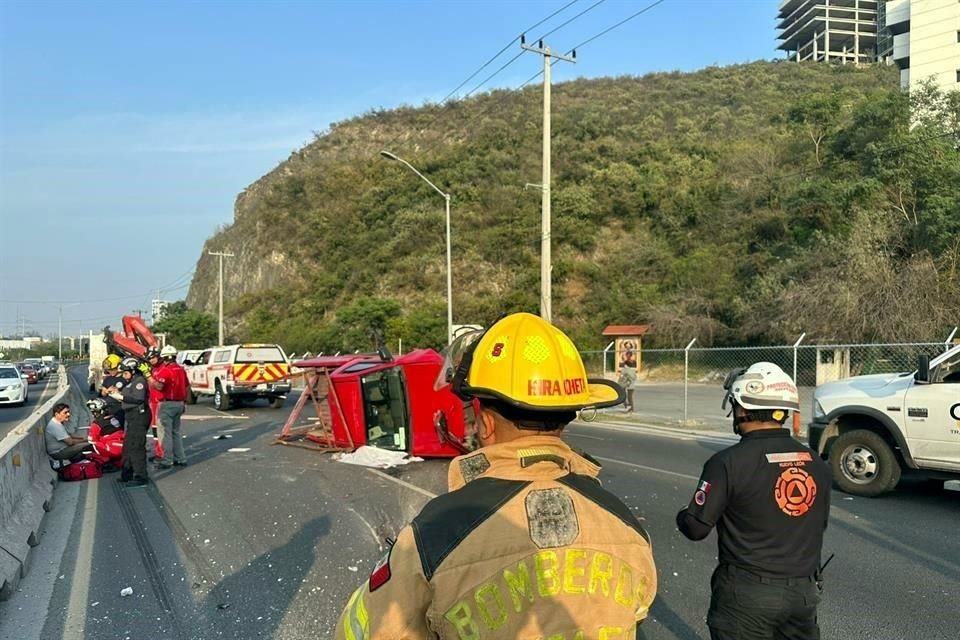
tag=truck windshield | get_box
[236,347,286,363]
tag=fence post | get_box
[602,341,615,379]
[792,332,806,384]
[683,338,697,425]
[792,332,806,438]
[945,327,958,352]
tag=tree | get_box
[152,301,217,349]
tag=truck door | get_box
[193,350,212,390]
[360,368,410,451]
[903,350,960,467]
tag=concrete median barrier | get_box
[0,367,70,601]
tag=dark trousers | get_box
[708,565,821,640]
[50,442,93,462]
[120,407,149,480]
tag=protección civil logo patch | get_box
[774,467,817,517]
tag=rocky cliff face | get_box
[185,184,301,328]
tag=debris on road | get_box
[332,445,423,469]
[120,587,134,597]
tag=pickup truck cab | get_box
[184,343,292,410]
[809,343,960,496]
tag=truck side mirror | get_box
[915,355,931,384]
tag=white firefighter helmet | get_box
[722,362,799,415]
[160,344,178,359]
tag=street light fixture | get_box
[380,150,453,345]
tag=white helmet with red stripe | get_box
[722,362,799,414]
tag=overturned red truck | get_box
[278,347,474,458]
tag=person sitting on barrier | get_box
[86,398,124,465]
[45,403,93,463]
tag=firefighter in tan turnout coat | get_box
[335,312,658,640]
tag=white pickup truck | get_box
[809,343,960,496]
[183,343,292,410]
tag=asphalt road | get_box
[1,368,957,639]
[0,372,62,440]
[621,382,816,433]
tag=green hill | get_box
[186,61,960,352]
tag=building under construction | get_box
[776,0,880,65]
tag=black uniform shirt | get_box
[677,428,831,578]
[101,375,124,419]
[120,374,149,411]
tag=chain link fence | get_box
[580,333,958,429]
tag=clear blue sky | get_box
[0,0,778,341]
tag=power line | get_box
[441,0,582,104]
[536,0,608,41]
[519,0,669,88]
[565,0,666,54]
[415,0,669,159]
[380,0,584,154]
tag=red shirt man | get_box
[147,349,190,467]
[151,360,188,401]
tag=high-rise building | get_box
[880,0,960,92]
[777,0,880,65]
[151,299,170,324]
[777,1,960,93]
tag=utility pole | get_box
[58,305,62,361]
[521,35,575,323]
[209,250,234,346]
[132,309,146,319]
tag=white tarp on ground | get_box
[333,446,423,469]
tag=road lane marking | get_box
[63,480,98,640]
[347,507,385,550]
[367,469,438,499]
[594,456,700,482]
[566,432,605,441]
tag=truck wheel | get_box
[186,387,197,405]
[270,396,285,409]
[830,429,901,497]
[213,383,230,411]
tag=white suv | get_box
[809,343,960,496]
[0,364,29,406]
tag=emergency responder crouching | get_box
[335,312,658,639]
[112,357,151,487]
[676,362,831,640]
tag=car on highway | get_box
[0,364,29,406]
[18,363,40,384]
[810,342,960,497]
[22,358,46,379]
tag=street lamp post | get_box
[380,150,453,345]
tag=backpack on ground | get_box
[59,459,103,482]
